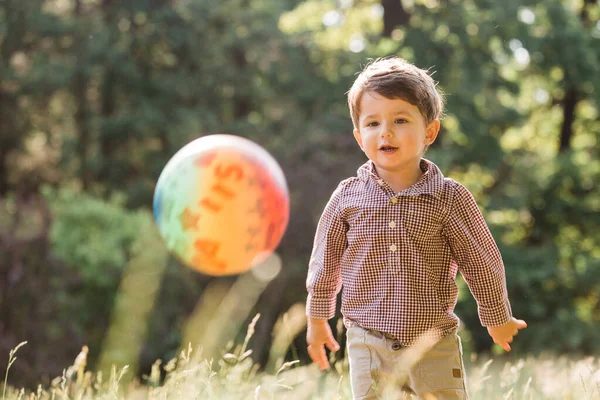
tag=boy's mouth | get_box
[379,145,398,153]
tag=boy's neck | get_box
[375,161,424,193]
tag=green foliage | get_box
[48,189,143,287]
[44,188,153,375]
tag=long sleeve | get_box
[444,181,512,327]
[306,182,348,320]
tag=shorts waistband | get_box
[347,321,399,341]
[366,329,397,340]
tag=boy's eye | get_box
[395,118,408,124]
[366,121,379,127]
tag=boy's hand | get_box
[306,318,340,370]
[487,317,527,352]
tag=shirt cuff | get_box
[306,293,336,320]
[478,299,513,327]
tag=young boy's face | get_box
[353,91,439,175]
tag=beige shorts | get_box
[346,325,469,400]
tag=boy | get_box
[305,57,527,399]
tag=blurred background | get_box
[0,0,598,389]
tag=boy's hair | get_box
[347,57,444,128]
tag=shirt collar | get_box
[356,158,445,197]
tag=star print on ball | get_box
[153,134,290,276]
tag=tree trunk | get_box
[0,97,19,195]
[558,0,596,153]
[98,0,117,185]
[559,88,578,153]
[251,269,292,367]
[580,0,596,26]
[232,47,251,119]
[0,0,27,195]
[74,0,91,189]
[98,69,116,184]
[381,0,410,37]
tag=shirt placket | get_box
[388,194,404,274]
[376,178,403,274]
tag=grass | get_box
[3,323,600,400]
[2,342,27,400]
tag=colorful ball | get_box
[153,134,289,276]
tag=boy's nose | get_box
[380,125,393,138]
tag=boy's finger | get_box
[307,344,329,370]
[325,338,340,352]
[516,319,527,329]
[307,345,320,364]
[499,341,511,352]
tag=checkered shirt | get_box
[306,159,513,345]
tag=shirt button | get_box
[390,197,398,204]
[389,221,396,229]
[389,244,397,252]
[377,179,384,186]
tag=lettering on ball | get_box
[199,162,244,213]
[188,152,286,272]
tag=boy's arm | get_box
[306,183,347,369]
[445,182,526,349]
[306,183,346,320]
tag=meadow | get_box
[3,326,600,400]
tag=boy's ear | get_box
[424,119,440,145]
[353,128,364,150]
